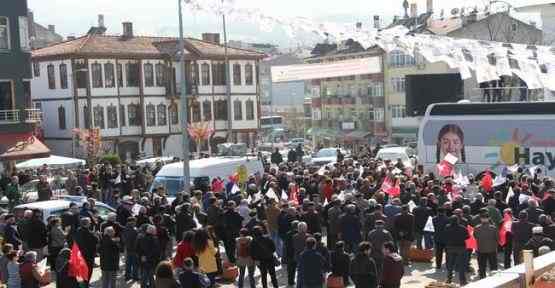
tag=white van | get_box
[150,156,264,196]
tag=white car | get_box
[311,148,348,166]
[375,146,415,169]
[14,196,115,223]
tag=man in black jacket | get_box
[413,197,433,250]
[175,203,197,242]
[444,216,469,286]
[137,224,161,288]
[3,214,21,249]
[74,217,99,287]
[223,200,244,263]
[298,237,326,288]
[122,217,140,281]
[99,226,120,288]
[511,211,535,265]
[26,210,48,261]
[394,205,414,265]
[433,208,449,270]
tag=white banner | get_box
[271,57,382,83]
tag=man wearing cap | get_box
[525,226,554,257]
[474,213,499,279]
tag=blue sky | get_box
[28,0,540,48]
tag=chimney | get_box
[426,0,433,13]
[356,22,362,30]
[373,15,380,29]
[48,25,56,33]
[98,14,105,28]
[122,22,133,38]
[27,10,36,38]
[393,15,400,23]
[410,3,418,18]
[67,36,76,41]
[202,33,220,44]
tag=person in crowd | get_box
[298,237,326,288]
[368,219,393,282]
[326,198,342,249]
[19,251,44,288]
[4,215,21,250]
[122,216,140,281]
[432,208,449,270]
[474,213,499,279]
[512,211,535,265]
[99,226,120,288]
[525,226,555,257]
[154,261,179,288]
[5,176,20,210]
[283,220,300,287]
[339,204,362,253]
[381,241,404,288]
[413,197,433,250]
[235,228,256,288]
[173,230,195,274]
[222,200,243,264]
[47,217,67,271]
[330,241,350,286]
[444,216,469,286]
[37,175,53,201]
[350,241,377,288]
[394,205,415,265]
[175,203,196,243]
[271,148,283,166]
[6,251,20,288]
[0,244,13,285]
[265,199,282,257]
[192,228,218,287]
[178,258,210,288]
[74,217,98,286]
[55,248,79,288]
[250,226,278,288]
[137,224,161,288]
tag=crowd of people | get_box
[0,144,554,288]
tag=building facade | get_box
[0,0,43,165]
[305,45,385,150]
[31,23,263,160]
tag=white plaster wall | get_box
[39,99,75,138]
[31,59,73,100]
[143,96,171,135]
[164,135,182,157]
[44,139,74,157]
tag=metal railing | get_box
[24,109,42,123]
[0,110,20,123]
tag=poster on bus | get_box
[419,119,555,177]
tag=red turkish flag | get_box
[465,225,477,251]
[436,160,454,177]
[481,172,493,193]
[498,213,513,247]
[68,243,89,282]
[381,176,400,197]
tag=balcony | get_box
[0,109,42,125]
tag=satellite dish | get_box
[451,8,459,16]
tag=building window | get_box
[0,17,10,50]
[233,64,242,85]
[75,60,87,89]
[33,62,40,77]
[369,108,384,121]
[91,63,103,88]
[192,101,201,122]
[214,99,228,120]
[104,63,115,88]
[59,64,68,89]
[368,82,384,97]
[157,103,167,126]
[128,103,140,126]
[202,100,212,121]
[119,104,126,127]
[155,63,165,87]
[192,63,199,85]
[58,106,66,130]
[83,105,91,129]
[246,99,254,120]
[201,63,210,86]
[245,63,254,85]
[126,62,140,87]
[93,105,105,129]
[389,50,415,67]
[146,104,156,126]
[212,63,226,85]
[47,64,56,89]
[107,105,118,129]
[144,63,154,87]
[233,99,242,120]
[391,77,405,93]
[18,16,30,51]
[169,104,178,125]
[391,105,407,119]
[117,63,124,87]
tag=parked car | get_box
[311,148,349,166]
[14,196,115,223]
[375,146,416,168]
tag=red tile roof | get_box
[32,34,265,60]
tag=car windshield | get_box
[20,181,37,193]
[150,177,183,197]
[316,149,336,158]
[378,152,409,162]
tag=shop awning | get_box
[344,130,372,142]
[0,133,50,161]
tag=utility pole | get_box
[178,0,191,193]
[222,0,233,142]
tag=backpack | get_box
[238,238,251,258]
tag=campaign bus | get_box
[418,102,555,177]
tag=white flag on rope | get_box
[423,216,435,232]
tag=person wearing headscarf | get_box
[55,248,79,288]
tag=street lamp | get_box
[178,0,191,193]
